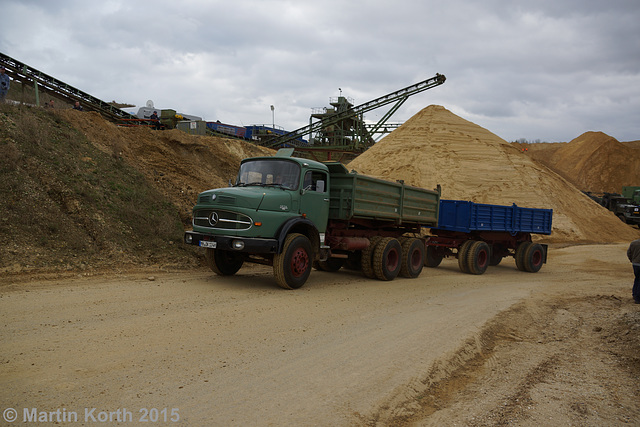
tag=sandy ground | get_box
[1,244,639,426]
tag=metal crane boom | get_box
[264,73,446,149]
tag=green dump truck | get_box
[184,148,440,289]
[185,149,553,288]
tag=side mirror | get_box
[316,180,325,193]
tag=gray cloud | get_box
[1,0,639,142]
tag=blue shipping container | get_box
[434,200,552,235]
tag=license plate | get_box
[199,240,217,248]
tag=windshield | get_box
[236,159,301,190]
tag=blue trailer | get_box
[425,200,553,274]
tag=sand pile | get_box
[523,132,640,193]
[349,105,639,243]
[623,140,640,150]
[56,110,274,222]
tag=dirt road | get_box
[1,244,639,426]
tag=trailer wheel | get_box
[489,245,505,266]
[205,248,244,276]
[515,242,531,272]
[457,240,474,274]
[273,233,313,289]
[466,241,490,275]
[424,245,444,268]
[373,237,402,281]
[489,253,503,266]
[523,243,544,273]
[361,236,382,279]
[400,238,425,278]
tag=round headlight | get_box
[232,240,245,250]
[185,234,193,244]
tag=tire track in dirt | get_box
[360,295,640,426]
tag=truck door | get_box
[299,169,330,232]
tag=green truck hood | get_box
[197,186,294,213]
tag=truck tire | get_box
[466,241,490,275]
[424,245,444,268]
[273,233,313,289]
[361,236,382,279]
[523,243,544,273]
[373,237,402,281]
[318,258,345,272]
[515,242,531,272]
[489,254,503,266]
[489,245,503,266]
[205,248,244,276]
[457,240,474,274]
[400,238,425,278]
[618,214,627,224]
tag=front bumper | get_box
[624,214,640,225]
[184,231,278,254]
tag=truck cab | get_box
[184,149,330,288]
[622,186,640,204]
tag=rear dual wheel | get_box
[457,240,490,275]
[424,245,444,268]
[361,236,382,279]
[373,237,403,281]
[400,238,425,278]
[515,242,544,273]
[466,241,490,275]
[362,237,419,281]
[489,252,503,266]
[457,240,474,274]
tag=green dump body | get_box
[325,162,440,227]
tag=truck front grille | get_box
[193,209,252,231]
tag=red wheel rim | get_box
[411,248,422,270]
[386,248,399,271]
[532,249,542,266]
[290,247,309,278]
[477,249,488,268]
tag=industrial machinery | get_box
[0,52,140,123]
[261,74,446,159]
[1,52,445,153]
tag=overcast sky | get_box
[1,0,639,142]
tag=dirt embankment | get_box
[0,105,273,276]
[520,131,640,193]
[56,110,274,223]
[348,105,640,243]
